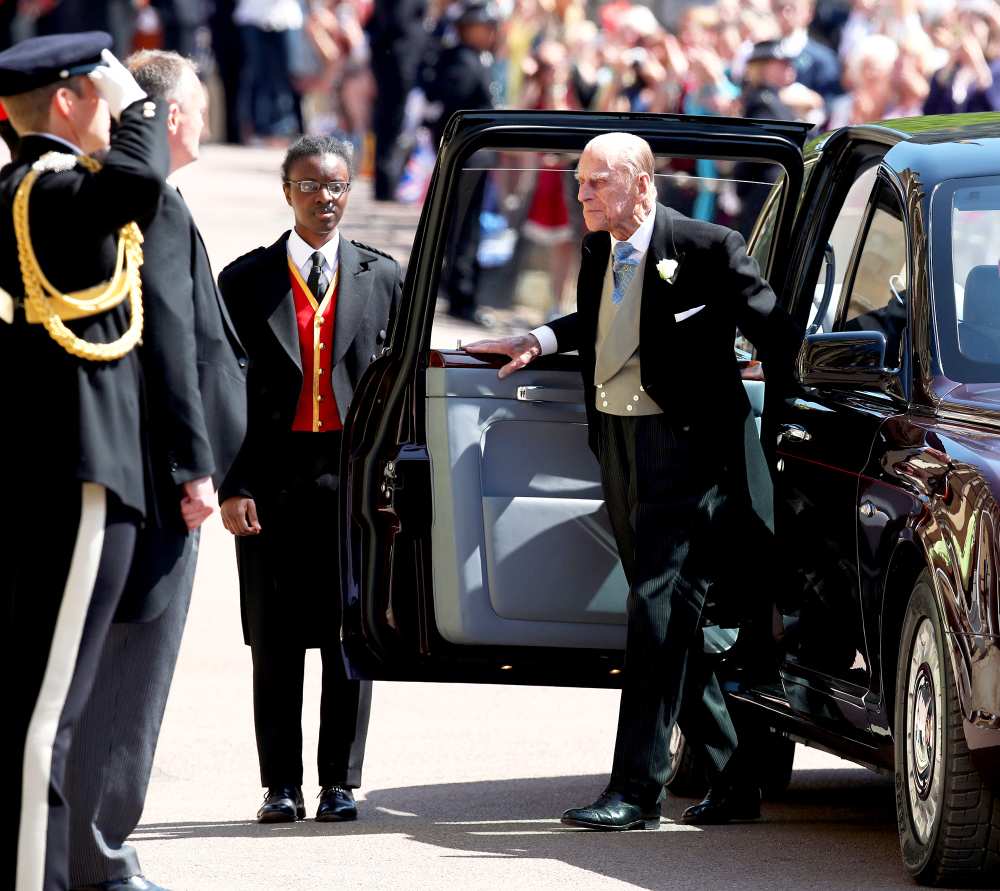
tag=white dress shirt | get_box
[286,228,340,290]
[233,0,303,30]
[531,207,656,356]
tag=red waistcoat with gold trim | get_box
[289,258,341,432]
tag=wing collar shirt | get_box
[286,227,340,286]
[531,206,655,355]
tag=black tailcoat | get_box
[548,203,801,550]
[0,102,169,516]
[218,232,402,647]
[114,185,250,623]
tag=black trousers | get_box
[251,645,371,789]
[3,483,137,891]
[244,432,371,790]
[371,47,418,201]
[596,412,739,805]
[442,169,486,317]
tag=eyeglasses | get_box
[284,180,352,197]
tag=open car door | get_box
[340,110,810,686]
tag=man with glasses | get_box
[218,134,401,824]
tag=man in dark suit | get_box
[0,33,168,890]
[420,0,498,323]
[219,134,401,824]
[62,50,247,891]
[467,132,800,830]
[368,0,426,201]
[771,0,841,100]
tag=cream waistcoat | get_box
[594,253,662,416]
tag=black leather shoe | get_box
[681,784,761,825]
[72,876,170,891]
[257,785,305,823]
[316,785,358,822]
[561,790,660,831]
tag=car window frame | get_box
[827,170,912,404]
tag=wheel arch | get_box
[878,535,930,733]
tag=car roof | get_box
[806,112,1000,186]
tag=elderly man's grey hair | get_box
[585,132,656,202]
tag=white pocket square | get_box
[674,304,706,323]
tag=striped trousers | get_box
[3,483,138,891]
[596,412,739,806]
[65,528,198,886]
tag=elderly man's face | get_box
[575,144,645,235]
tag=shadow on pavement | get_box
[136,767,917,889]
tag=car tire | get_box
[894,571,1000,886]
[664,724,709,798]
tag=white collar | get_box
[286,227,340,272]
[25,132,83,154]
[610,205,655,260]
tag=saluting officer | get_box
[0,33,169,891]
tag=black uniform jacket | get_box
[0,101,169,515]
[423,42,494,149]
[217,231,402,503]
[114,185,249,623]
[548,203,801,535]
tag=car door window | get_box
[806,164,879,334]
[432,150,783,347]
[839,181,908,370]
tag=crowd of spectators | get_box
[3,0,1000,193]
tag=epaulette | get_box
[351,240,397,263]
[220,245,267,277]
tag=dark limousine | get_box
[332,109,1000,885]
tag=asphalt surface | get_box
[78,145,923,889]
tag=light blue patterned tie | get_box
[612,241,639,305]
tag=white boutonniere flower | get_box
[656,258,679,284]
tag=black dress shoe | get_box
[72,876,170,891]
[561,790,660,831]
[257,785,305,823]
[680,783,761,825]
[316,785,358,822]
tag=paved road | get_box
[129,146,915,890]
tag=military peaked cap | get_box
[0,31,112,97]
[746,39,795,65]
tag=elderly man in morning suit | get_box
[467,132,801,830]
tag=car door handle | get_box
[777,423,812,445]
[516,386,585,404]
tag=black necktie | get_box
[307,251,326,300]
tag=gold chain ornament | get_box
[13,152,144,361]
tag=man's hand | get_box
[88,48,147,120]
[221,496,261,536]
[464,333,542,379]
[180,476,215,531]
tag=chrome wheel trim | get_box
[906,616,944,846]
[668,723,683,771]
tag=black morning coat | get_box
[547,203,802,594]
[113,183,250,623]
[217,231,402,647]
[0,99,169,517]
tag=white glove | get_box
[87,49,147,120]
